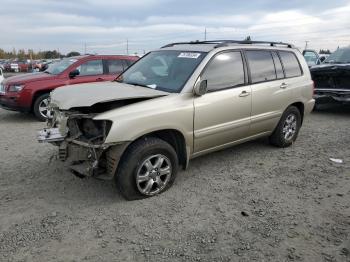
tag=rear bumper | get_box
[0,95,30,112]
[314,89,350,103]
[305,99,315,114]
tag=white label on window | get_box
[178,52,201,59]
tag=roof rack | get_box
[161,40,294,49]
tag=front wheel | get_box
[115,137,178,200]
[33,93,52,122]
[269,106,302,148]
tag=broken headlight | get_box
[68,118,112,144]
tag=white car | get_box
[0,68,4,83]
[10,63,19,72]
[0,68,5,94]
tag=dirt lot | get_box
[0,105,349,262]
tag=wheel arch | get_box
[289,101,305,124]
[31,89,53,112]
[120,129,189,171]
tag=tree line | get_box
[0,48,81,60]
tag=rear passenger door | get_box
[103,59,127,81]
[193,51,251,153]
[246,50,302,135]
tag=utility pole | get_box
[204,27,207,41]
[304,41,309,50]
[127,39,129,55]
[83,42,87,54]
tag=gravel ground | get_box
[0,104,349,262]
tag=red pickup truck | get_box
[0,55,138,121]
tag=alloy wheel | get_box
[136,154,172,196]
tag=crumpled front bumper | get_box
[37,127,129,180]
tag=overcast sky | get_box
[1,0,349,55]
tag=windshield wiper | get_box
[126,82,151,88]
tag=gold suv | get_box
[38,40,315,200]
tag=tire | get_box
[33,93,51,122]
[115,137,178,200]
[269,106,302,148]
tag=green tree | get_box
[66,51,81,57]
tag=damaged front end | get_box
[38,108,128,180]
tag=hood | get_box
[4,72,55,84]
[50,81,170,110]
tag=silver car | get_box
[38,40,315,200]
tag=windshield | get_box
[45,58,77,75]
[118,50,206,93]
[324,48,350,64]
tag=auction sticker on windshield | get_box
[178,52,201,59]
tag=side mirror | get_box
[194,79,208,96]
[69,69,80,78]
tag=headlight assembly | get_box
[8,84,25,92]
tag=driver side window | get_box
[202,51,245,92]
[76,60,103,76]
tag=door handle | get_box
[280,83,288,89]
[96,77,103,81]
[239,90,250,97]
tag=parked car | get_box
[0,55,138,121]
[38,40,315,200]
[0,68,4,83]
[10,62,19,72]
[17,60,32,72]
[310,47,350,106]
[318,54,330,63]
[302,49,321,67]
[0,60,6,71]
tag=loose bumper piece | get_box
[37,128,65,143]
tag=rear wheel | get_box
[115,137,178,200]
[33,93,52,122]
[269,106,301,148]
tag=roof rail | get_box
[161,40,294,49]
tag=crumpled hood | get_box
[50,81,169,110]
[4,72,55,84]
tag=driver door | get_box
[68,59,105,85]
[194,51,251,153]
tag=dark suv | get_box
[0,55,138,121]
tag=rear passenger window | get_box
[202,51,245,92]
[272,52,284,79]
[279,51,302,78]
[107,60,124,74]
[124,59,135,67]
[246,51,276,83]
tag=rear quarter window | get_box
[279,51,302,78]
